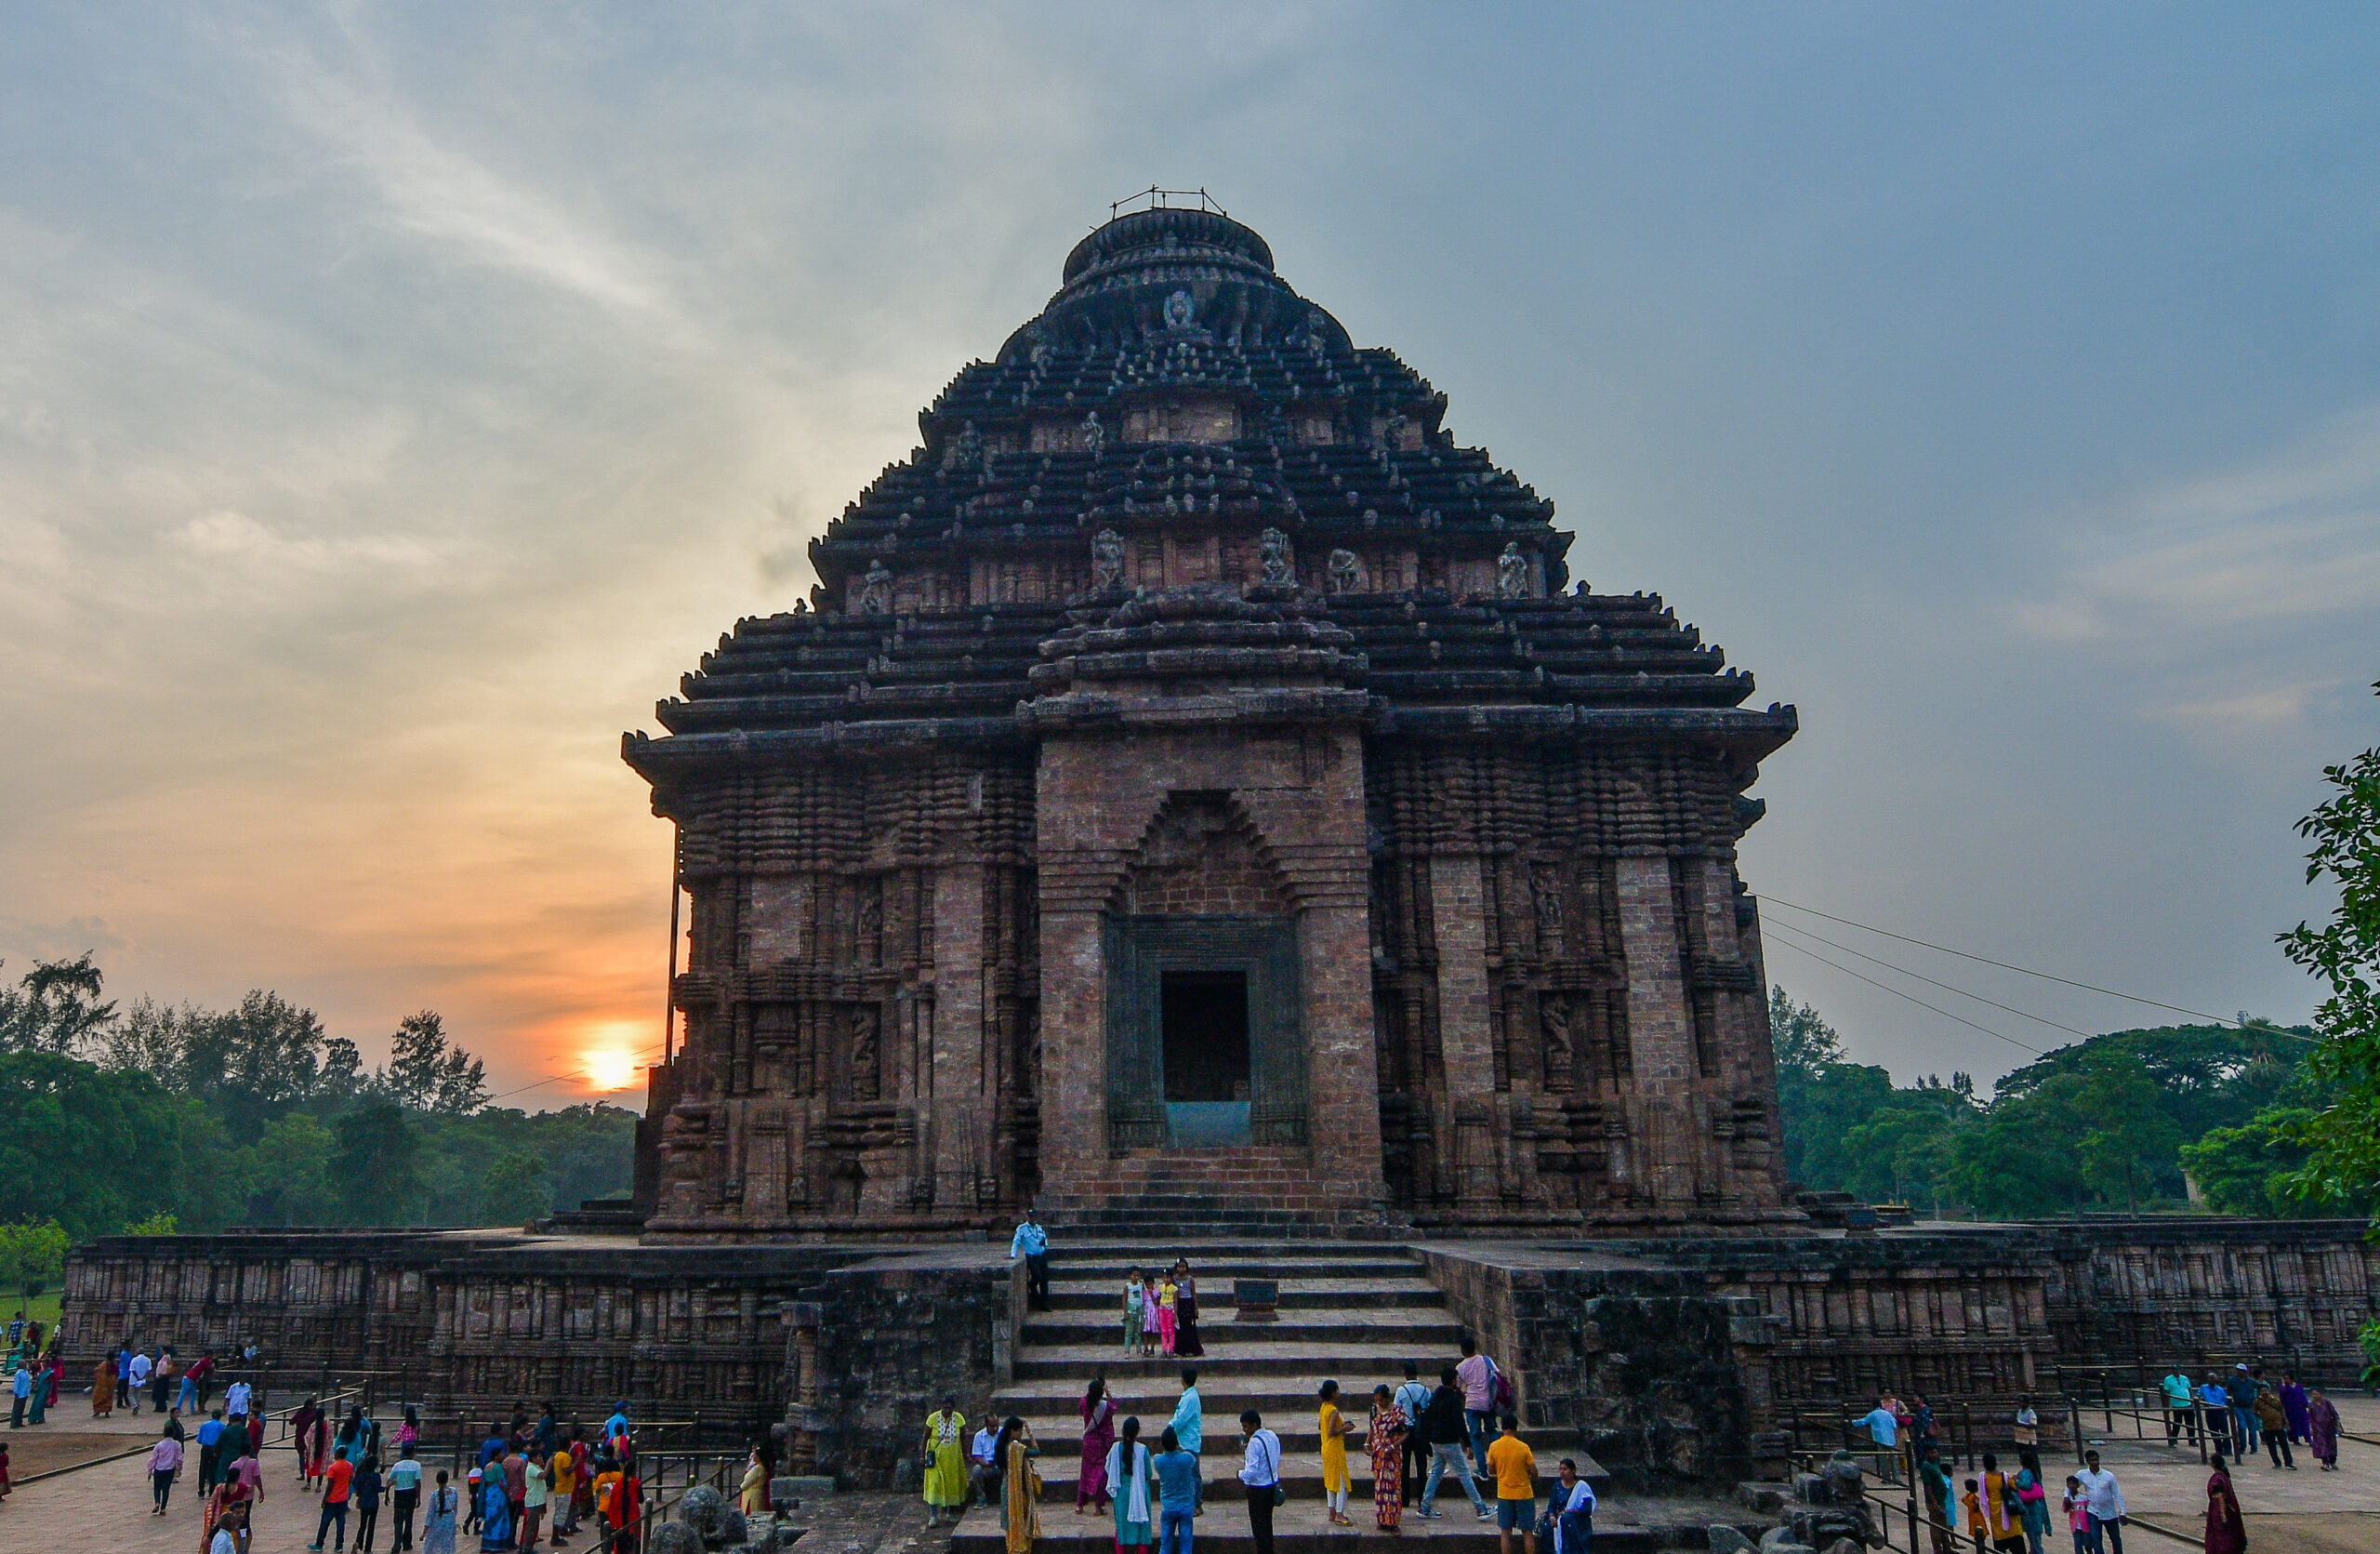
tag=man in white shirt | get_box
[1237,1409,1282,1554]
[2077,1451,2126,1554]
[226,1379,253,1420]
[970,1417,1001,1508]
[128,1348,153,1415]
[1395,1361,1435,1507]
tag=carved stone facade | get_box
[625,206,1795,1237]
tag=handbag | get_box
[1488,1357,1517,1412]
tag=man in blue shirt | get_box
[1856,1397,1900,1483]
[1009,1210,1051,1311]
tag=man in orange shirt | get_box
[309,1445,355,1552]
[1483,1415,1539,1554]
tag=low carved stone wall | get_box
[61,1230,1020,1485]
[1421,1219,2378,1486]
[1421,1243,1775,1489]
[63,1218,2370,1490]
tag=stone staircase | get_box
[951,1241,1637,1553]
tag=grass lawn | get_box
[9,1291,62,1330]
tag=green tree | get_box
[2279,680,2380,1209]
[245,1112,339,1226]
[386,1011,488,1115]
[0,953,117,1055]
[479,1150,555,1226]
[331,1102,422,1224]
[123,1211,178,1235]
[2072,1052,2183,1214]
[0,1052,212,1239]
[0,1219,70,1312]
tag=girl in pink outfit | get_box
[1156,1275,1179,1356]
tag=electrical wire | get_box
[1761,924,2044,1058]
[1763,919,2097,1040]
[1763,897,2314,1040]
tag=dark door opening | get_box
[1162,970,1252,1147]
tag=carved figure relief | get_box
[1091,529,1125,591]
[858,559,894,615]
[1163,289,1196,329]
[1531,868,1566,960]
[1540,996,1573,1093]
[1496,542,1529,600]
[1082,411,1105,457]
[1254,526,1295,587]
[848,1005,881,1101]
[1325,548,1365,595]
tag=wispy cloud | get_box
[2018,404,2380,641]
[250,27,674,322]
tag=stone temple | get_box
[58,206,2380,1501]
[624,204,1795,1240]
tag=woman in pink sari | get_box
[2308,1388,2340,1470]
[1078,1377,1115,1515]
[2202,1455,2245,1554]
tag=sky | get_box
[3,4,2376,1106]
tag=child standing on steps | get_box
[1157,1273,1180,1356]
[1143,1269,1164,1352]
[1125,1269,1147,1354]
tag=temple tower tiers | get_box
[624,206,1798,1237]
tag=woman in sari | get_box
[1104,1415,1157,1554]
[1171,1262,1203,1359]
[1367,1385,1407,1532]
[2202,1455,2245,1554]
[94,1352,116,1417]
[1001,1417,1042,1554]
[479,1471,514,1554]
[924,1398,970,1527]
[740,1446,769,1519]
[2308,1389,2340,1469]
[1078,1378,1115,1514]
[203,1465,255,1554]
[293,1399,327,1488]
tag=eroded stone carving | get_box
[1325,548,1365,595]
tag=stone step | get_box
[1023,1313,1462,1349]
[995,1380,1453,1416]
[1006,1418,1587,1459]
[952,1500,1658,1554]
[1013,1344,1449,1383]
[1042,1240,1423,1257]
[1005,1445,1607,1500]
[1046,1281,1444,1312]
[1044,1256,1426,1281]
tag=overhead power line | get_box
[1762,897,2312,1040]
[1762,923,2044,1058]
[1765,919,2097,1040]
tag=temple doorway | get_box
[1162,970,1251,1146]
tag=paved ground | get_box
[5,1389,2377,1551]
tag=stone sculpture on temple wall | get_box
[1325,547,1365,595]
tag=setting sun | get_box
[583,1047,642,1093]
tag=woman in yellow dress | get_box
[1318,1379,1354,1525]
[922,1396,970,1528]
[739,1445,769,1518]
[1000,1417,1042,1554]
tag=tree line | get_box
[0,960,635,1245]
[1777,679,2380,1225]
[1769,988,2354,1218]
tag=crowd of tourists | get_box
[61,1358,655,1554]
[1848,1358,2347,1554]
[927,1309,1584,1554]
